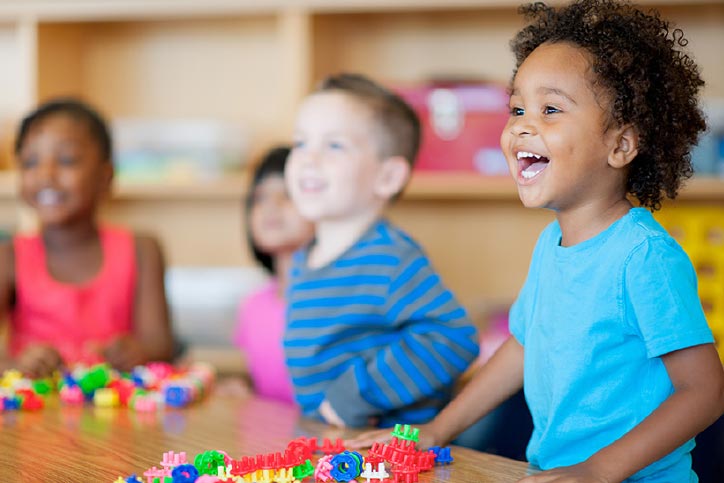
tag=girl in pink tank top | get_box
[0,99,174,377]
[223,146,313,403]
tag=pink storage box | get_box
[396,83,510,175]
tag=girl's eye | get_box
[510,107,524,116]
[20,156,38,169]
[292,139,305,149]
[328,141,344,151]
[58,155,77,165]
[544,106,561,115]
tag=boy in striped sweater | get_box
[284,74,479,428]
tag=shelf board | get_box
[0,0,718,21]
[1,170,722,202]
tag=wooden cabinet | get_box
[0,0,722,309]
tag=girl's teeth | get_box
[522,161,549,179]
[37,189,62,205]
[517,151,542,160]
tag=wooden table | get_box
[0,394,531,482]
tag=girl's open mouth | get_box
[517,151,550,180]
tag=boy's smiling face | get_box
[500,42,625,213]
[286,91,389,224]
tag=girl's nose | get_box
[510,116,536,137]
[36,157,58,182]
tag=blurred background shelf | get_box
[0,0,721,308]
[2,170,722,202]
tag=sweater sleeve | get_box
[324,250,479,427]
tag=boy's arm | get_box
[103,234,174,371]
[521,343,724,483]
[324,254,479,427]
[346,336,524,447]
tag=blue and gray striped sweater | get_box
[284,218,479,427]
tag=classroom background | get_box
[0,0,722,371]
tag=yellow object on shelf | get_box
[656,206,724,361]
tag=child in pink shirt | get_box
[232,146,314,402]
[0,98,174,377]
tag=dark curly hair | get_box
[16,97,113,163]
[511,0,706,210]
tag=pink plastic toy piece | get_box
[161,451,188,469]
[132,395,158,412]
[60,385,84,405]
[314,454,334,482]
[143,466,170,483]
[146,361,175,381]
[195,476,221,483]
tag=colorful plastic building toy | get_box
[194,450,226,476]
[313,454,334,482]
[330,451,364,482]
[429,446,454,465]
[391,424,419,442]
[292,459,314,480]
[116,423,452,483]
[94,388,120,407]
[318,437,345,454]
[171,464,199,483]
[359,462,390,483]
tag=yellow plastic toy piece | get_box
[93,387,120,407]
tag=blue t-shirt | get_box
[510,208,713,482]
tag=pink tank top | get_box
[10,226,136,365]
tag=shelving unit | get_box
[0,0,721,308]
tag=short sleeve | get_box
[509,284,530,346]
[624,237,714,358]
[509,226,552,346]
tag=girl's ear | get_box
[374,156,411,200]
[98,161,114,194]
[608,124,639,169]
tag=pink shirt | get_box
[233,280,294,403]
[10,226,136,365]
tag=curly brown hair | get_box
[511,0,706,210]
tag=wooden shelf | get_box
[1,169,722,202]
[0,0,720,21]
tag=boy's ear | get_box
[374,156,411,200]
[608,124,639,169]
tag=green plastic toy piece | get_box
[293,459,314,480]
[391,423,420,442]
[32,379,52,395]
[194,450,226,476]
[78,364,111,394]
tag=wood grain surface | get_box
[0,394,531,482]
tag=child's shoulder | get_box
[369,219,423,253]
[0,239,14,284]
[129,231,165,271]
[327,219,429,276]
[621,208,678,250]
